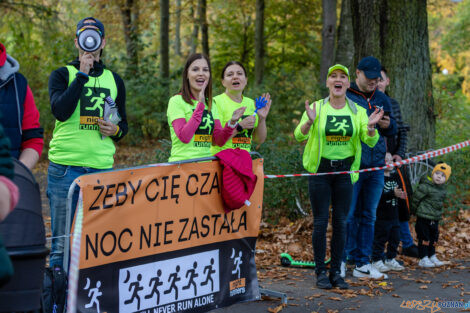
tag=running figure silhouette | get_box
[330,116,350,136]
[182,261,199,296]
[124,274,144,310]
[164,265,182,300]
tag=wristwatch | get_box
[236,123,244,132]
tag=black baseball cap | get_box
[76,17,105,38]
[357,56,381,79]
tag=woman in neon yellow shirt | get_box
[210,61,271,155]
[167,54,246,162]
[294,64,383,290]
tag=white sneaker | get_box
[418,256,435,268]
[340,262,346,278]
[384,258,405,271]
[372,260,390,272]
[429,255,444,267]
[353,264,388,279]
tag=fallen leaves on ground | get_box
[254,210,470,282]
[267,303,286,313]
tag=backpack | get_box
[43,265,67,313]
[0,234,13,287]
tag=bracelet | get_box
[228,120,237,128]
[367,125,375,132]
[113,125,120,136]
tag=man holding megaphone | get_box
[47,17,128,270]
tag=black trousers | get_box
[415,217,439,258]
[308,158,353,275]
[371,219,400,262]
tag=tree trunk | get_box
[190,1,199,54]
[255,0,265,85]
[160,0,169,80]
[241,12,252,65]
[119,0,140,75]
[199,0,209,57]
[350,0,382,64]
[174,0,182,56]
[350,0,435,151]
[335,0,354,69]
[381,0,435,151]
[319,0,337,83]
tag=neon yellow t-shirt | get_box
[167,95,219,162]
[321,103,356,160]
[210,93,259,154]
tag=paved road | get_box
[219,261,470,313]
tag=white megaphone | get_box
[77,28,102,52]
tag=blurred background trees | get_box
[1,0,468,219]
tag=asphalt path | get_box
[219,261,470,313]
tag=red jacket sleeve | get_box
[21,86,44,156]
[212,120,236,146]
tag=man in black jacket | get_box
[47,17,128,269]
[377,67,418,258]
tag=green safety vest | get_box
[48,66,118,169]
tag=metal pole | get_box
[63,180,78,270]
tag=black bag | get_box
[43,265,67,313]
[0,159,48,312]
[0,234,13,287]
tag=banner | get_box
[73,159,264,313]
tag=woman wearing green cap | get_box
[294,64,383,289]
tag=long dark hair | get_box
[180,53,213,110]
[221,61,247,79]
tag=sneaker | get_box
[353,264,388,279]
[316,271,332,289]
[402,244,419,258]
[384,258,405,271]
[340,262,346,278]
[330,272,349,289]
[418,256,435,268]
[372,260,390,272]
[429,255,444,267]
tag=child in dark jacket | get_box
[371,153,406,273]
[412,162,451,268]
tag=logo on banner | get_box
[84,278,103,313]
[118,250,220,312]
[229,248,246,297]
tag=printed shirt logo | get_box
[384,179,399,206]
[79,87,111,130]
[325,115,353,146]
[232,115,254,149]
[194,110,214,147]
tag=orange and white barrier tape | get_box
[264,139,470,179]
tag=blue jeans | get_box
[344,170,384,267]
[400,221,414,248]
[47,161,110,268]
